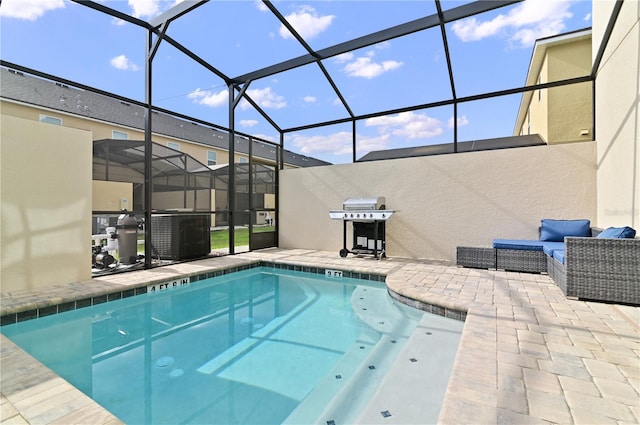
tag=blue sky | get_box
[1,0,593,164]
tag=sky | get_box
[0,0,594,164]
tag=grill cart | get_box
[329,197,394,259]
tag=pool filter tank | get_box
[116,210,138,264]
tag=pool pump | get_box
[92,246,115,269]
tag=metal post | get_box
[228,84,236,254]
[248,137,253,249]
[352,120,357,163]
[144,30,153,269]
[373,220,379,260]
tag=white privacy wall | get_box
[593,0,640,229]
[279,142,597,262]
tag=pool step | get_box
[283,285,420,425]
[352,312,464,424]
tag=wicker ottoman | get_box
[457,247,496,269]
[496,249,547,273]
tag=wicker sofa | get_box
[457,220,639,305]
[548,236,640,305]
[491,219,595,274]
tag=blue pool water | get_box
[1,267,462,424]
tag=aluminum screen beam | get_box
[232,0,522,84]
[282,75,592,133]
[149,0,207,28]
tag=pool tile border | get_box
[0,260,463,327]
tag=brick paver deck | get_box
[1,249,638,424]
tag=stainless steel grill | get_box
[329,197,394,222]
[329,197,394,259]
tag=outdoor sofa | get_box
[457,219,639,305]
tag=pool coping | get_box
[1,259,462,326]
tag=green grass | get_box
[210,227,275,249]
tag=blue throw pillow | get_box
[596,226,636,239]
[540,219,591,242]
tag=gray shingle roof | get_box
[357,134,546,162]
[0,67,330,168]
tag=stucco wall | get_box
[1,115,93,291]
[529,56,549,140]
[547,40,593,143]
[92,181,133,212]
[279,142,596,261]
[593,1,640,229]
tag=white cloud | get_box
[366,111,444,139]
[290,132,389,157]
[0,0,64,20]
[255,0,269,13]
[110,55,140,71]
[241,87,286,110]
[448,115,469,128]
[126,0,184,19]
[333,53,354,64]
[128,0,161,19]
[303,96,316,103]
[112,17,127,26]
[240,120,258,128]
[343,55,403,79]
[188,88,228,107]
[279,5,334,40]
[451,0,574,48]
[251,133,277,143]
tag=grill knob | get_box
[344,213,348,218]
[369,213,373,218]
[356,213,360,218]
[382,213,386,218]
[350,214,354,218]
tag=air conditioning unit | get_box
[151,214,211,260]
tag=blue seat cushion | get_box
[596,226,636,239]
[540,219,591,242]
[553,249,565,264]
[542,242,565,256]
[493,239,545,251]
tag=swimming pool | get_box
[1,266,463,424]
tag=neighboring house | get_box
[0,67,329,170]
[514,28,593,144]
[0,66,330,231]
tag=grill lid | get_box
[330,196,394,221]
[342,197,385,210]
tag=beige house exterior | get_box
[514,29,593,144]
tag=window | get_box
[239,157,248,164]
[39,115,62,125]
[207,151,217,166]
[112,130,129,140]
[538,75,542,102]
[167,142,180,151]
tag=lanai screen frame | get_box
[67,0,623,268]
